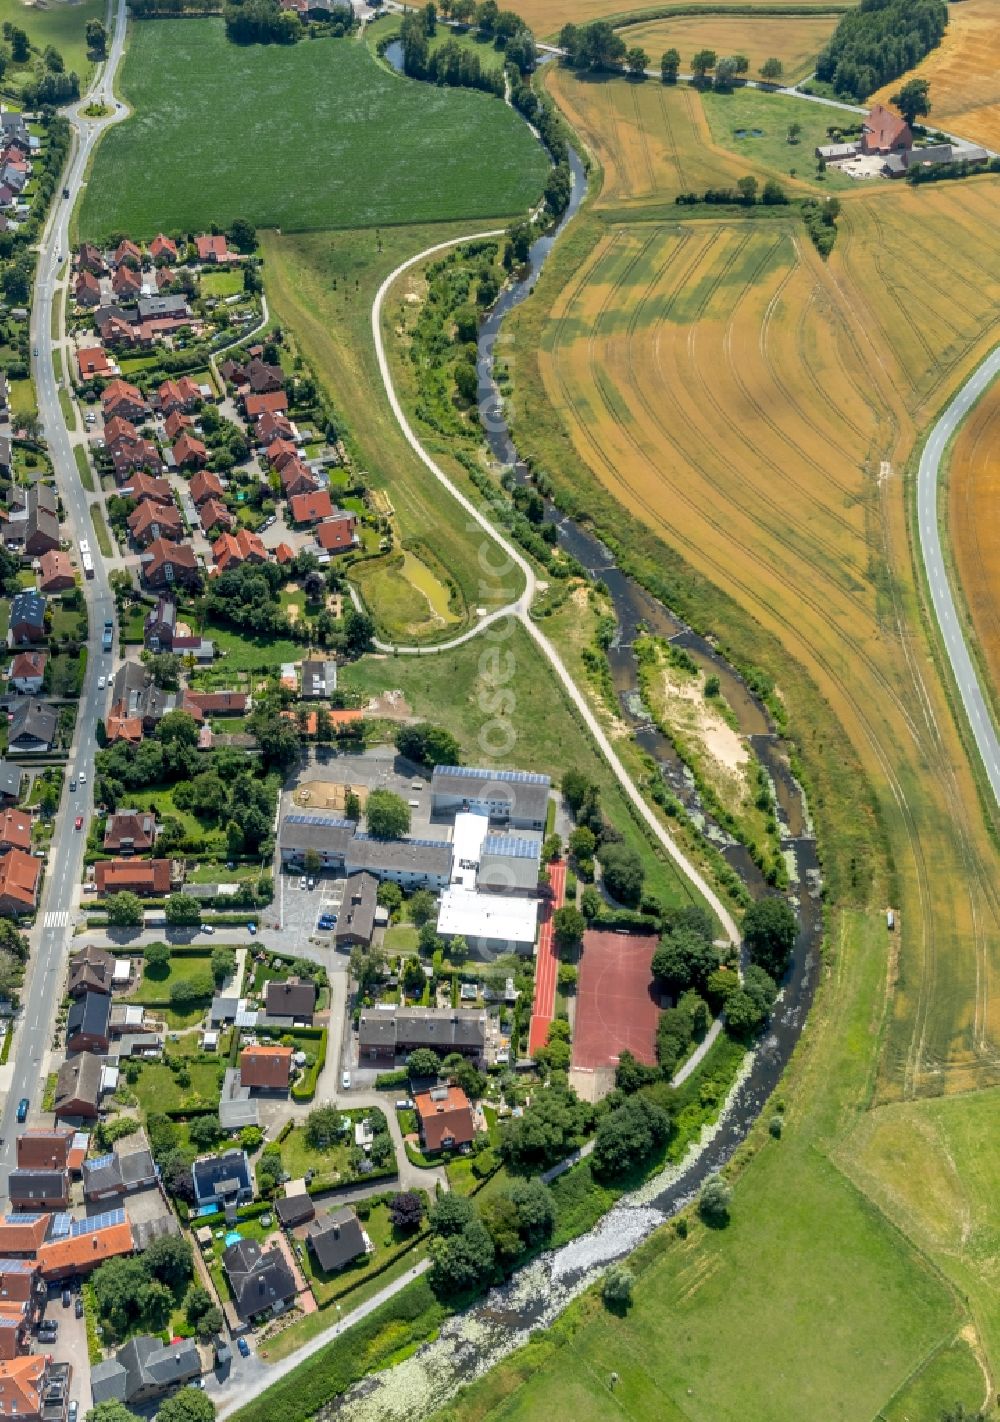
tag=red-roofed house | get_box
[196,233,233,263]
[112,238,142,268]
[316,511,358,553]
[0,849,40,915]
[140,538,200,591]
[172,433,208,469]
[414,1084,475,1153]
[111,438,162,482]
[279,461,316,499]
[103,415,139,450]
[289,490,332,526]
[267,439,298,472]
[119,470,173,505]
[112,264,142,300]
[0,810,31,853]
[245,390,288,420]
[7,653,45,696]
[94,859,171,895]
[38,551,74,593]
[199,498,233,534]
[77,242,106,275]
[78,347,114,381]
[0,1354,62,1419]
[255,411,294,446]
[128,499,183,547]
[156,266,177,291]
[105,715,143,744]
[158,376,201,415]
[74,270,102,308]
[212,529,266,572]
[102,379,148,423]
[861,103,913,156]
[275,542,294,565]
[150,234,178,264]
[239,1045,293,1092]
[190,469,224,506]
[164,409,192,442]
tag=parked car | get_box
[341,1071,351,1091]
[394,1098,414,1111]
[74,1298,83,1319]
[16,1098,28,1123]
[61,1289,71,1308]
[306,877,315,890]
[69,779,76,792]
[68,1403,78,1422]
[237,1338,251,1359]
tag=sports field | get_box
[79,20,547,240]
[948,383,1000,705]
[573,929,660,1069]
[623,12,838,85]
[868,0,1000,153]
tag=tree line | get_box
[815,0,947,103]
[557,20,786,87]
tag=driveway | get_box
[36,1285,88,1415]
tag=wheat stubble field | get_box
[949,383,1000,702]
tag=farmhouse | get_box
[861,103,912,156]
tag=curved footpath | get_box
[370,238,740,950]
[917,346,1000,806]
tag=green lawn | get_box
[700,86,861,192]
[203,620,305,671]
[134,951,215,1003]
[0,0,103,92]
[131,1059,224,1114]
[200,269,245,299]
[49,604,87,641]
[279,1122,356,1188]
[299,1201,422,1306]
[80,20,547,240]
[367,13,507,74]
[90,503,113,558]
[130,782,227,852]
[74,445,95,493]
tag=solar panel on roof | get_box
[71,1207,125,1236]
[284,813,353,828]
[482,836,540,859]
[4,1213,41,1224]
[433,765,549,785]
[86,1154,115,1170]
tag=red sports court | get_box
[571,929,660,1070]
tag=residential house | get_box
[7,1169,70,1212]
[0,1214,49,1260]
[155,267,176,291]
[334,872,377,949]
[219,358,248,387]
[53,1052,103,1119]
[413,1084,476,1153]
[180,691,247,720]
[77,243,106,275]
[111,436,162,481]
[245,358,284,395]
[109,662,175,735]
[7,593,46,647]
[861,103,913,156]
[163,409,192,442]
[238,1046,292,1093]
[0,810,31,854]
[36,1207,135,1279]
[357,1007,486,1065]
[316,512,358,554]
[74,270,101,307]
[77,346,113,380]
[103,810,156,854]
[274,1194,314,1229]
[0,762,22,805]
[305,1207,367,1274]
[149,234,178,265]
[94,859,171,896]
[279,461,316,500]
[158,377,201,415]
[15,1132,72,1171]
[90,1336,200,1407]
[300,659,336,698]
[195,234,233,263]
[0,850,39,916]
[245,391,288,420]
[264,977,316,1022]
[0,1259,45,1334]
[191,1149,252,1209]
[82,1133,157,1204]
[112,264,142,301]
[189,469,224,506]
[222,1238,296,1322]
[112,238,142,268]
[8,652,46,696]
[67,945,116,998]
[199,497,232,534]
[104,715,142,745]
[0,1354,69,1422]
[140,538,200,591]
[118,470,173,505]
[172,433,208,469]
[102,380,149,424]
[37,552,74,593]
[6,487,61,559]
[128,499,183,547]
[66,992,112,1055]
[255,411,294,446]
[212,529,266,572]
[267,439,298,472]
[7,702,55,753]
[275,542,294,566]
[289,490,332,526]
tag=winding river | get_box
[323,138,823,1422]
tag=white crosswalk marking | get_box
[43,910,70,928]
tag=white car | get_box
[341,1071,351,1091]
[97,675,105,690]
[78,771,87,784]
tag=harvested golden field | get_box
[521,189,1000,1100]
[624,12,838,84]
[868,0,1000,152]
[512,0,852,41]
[949,383,1000,700]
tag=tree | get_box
[255,1148,283,1195]
[196,1305,224,1341]
[759,55,783,83]
[107,891,143,927]
[743,896,796,977]
[148,652,182,689]
[652,926,719,994]
[377,880,404,914]
[85,19,108,55]
[156,1389,216,1422]
[9,26,28,61]
[553,904,586,955]
[305,1104,342,1148]
[761,179,789,206]
[691,48,716,79]
[580,884,602,921]
[722,987,766,1036]
[410,889,437,926]
[144,941,171,974]
[660,47,680,82]
[239,1126,264,1152]
[389,1191,426,1232]
[344,791,361,823]
[602,1264,634,1308]
[92,1256,149,1333]
[591,1095,670,1179]
[144,1234,193,1292]
[698,1174,732,1227]
[430,1192,476,1236]
[366,789,410,840]
[506,1176,555,1244]
[625,46,647,76]
[891,77,931,127]
[342,606,374,657]
[165,894,202,926]
[188,1115,222,1150]
[229,218,257,253]
[714,55,738,89]
[88,1404,141,1422]
[599,843,644,906]
[210,946,236,985]
[401,956,425,994]
[143,1279,176,1328]
[407,1047,440,1080]
[557,962,578,990]
[568,826,596,861]
[499,1084,591,1171]
[787,120,802,143]
[737,175,758,205]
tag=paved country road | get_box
[916,348,1000,807]
[0,0,129,1197]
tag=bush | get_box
[698,1174,731,1227]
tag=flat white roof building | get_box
[451,811,490,888]
[437,887,539,954]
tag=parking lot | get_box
[276,871,347,945]
[35,1282,88,1417]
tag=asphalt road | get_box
[916,348,1000,807]
[0,0,129,1199]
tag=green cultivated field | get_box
[79,21,548,240]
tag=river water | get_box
[323,141,823,1422]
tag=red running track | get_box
[527,858,567,1056]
